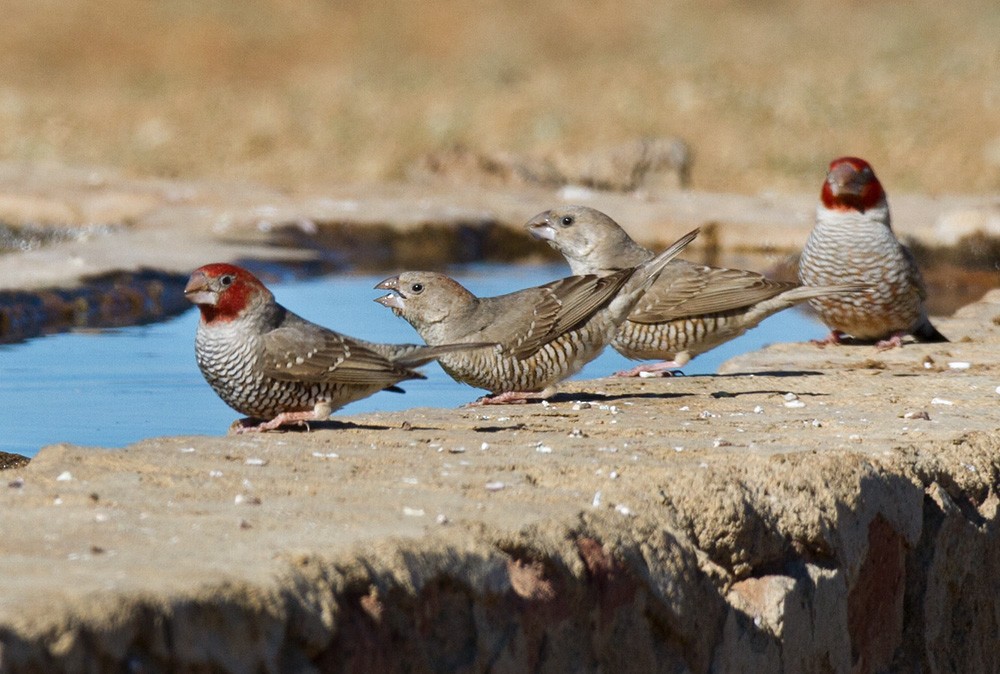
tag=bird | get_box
[798,156,947,349]
[184,263,490,433]
[374,227,699,404]
[526,205,863,376]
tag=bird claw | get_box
[612,362,684,378]
[464,390,552,406]
[874,334,905,351]
[228,413,314,434]
[810,331,845,348]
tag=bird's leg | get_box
[230,410,321,434]
[875,332,906,351]
[465,388,555,406]
[613,361,685,378]
[810,330,846,347]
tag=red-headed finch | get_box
[798,156,947,348]
[185,263,486,432]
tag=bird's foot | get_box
[229,412,315,434]
[810,331,846,347]
[465,390,552,406]
[613,361,684,378]
[875,333,905,351]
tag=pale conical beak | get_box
[183,271,217,306]
[525,211,556,242]
[374,276,404,310]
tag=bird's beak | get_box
[374,277,405,310]
[525,211,556,242]
[827,162,862,197]
[183,270,217,306]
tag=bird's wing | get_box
[262,317,421,386]
[629,264,798,323]
[901,244,929,301]
[504,270,634,359]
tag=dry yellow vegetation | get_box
[2,0,999,195]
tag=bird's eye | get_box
[560,216,574,227]
[220,275,234,287]
[410,283,424,293]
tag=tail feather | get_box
[383,341,496,368]
[913,318,948,343]
[636,228,700,289]
[776,283,872,304]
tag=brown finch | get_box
[374,228,699,403]
[527,205,862,375]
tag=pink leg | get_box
[875,333,905,351]
[613,361,684,378]
[464,390,553,406]
[230,411,316,434]
[810,330,846,347]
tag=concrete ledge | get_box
[2,291,999,672]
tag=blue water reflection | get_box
[0,264,827,455]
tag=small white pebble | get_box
[535,444,553,454]
[245,458,267,466]
[783,392,799,401]
[679,405,690,411]
[614,504,633,517]
[597,446,618,453]
[402,507,425,517]
[609,470,619,480]
[948,362,970,370]
[698,410,718,419]
[812,419,822,427]
[94,513,108,523]
[592,491,602,507]
[568,428,584,438]
[995,386,1000,395]
[784,400,806,409]
[572,402,591,411]
[962,463,977,473]
[674,446,684,452]
[179,447,196,453]
[753,406,764,414]
[485,481,505,491]
[609,406,619,415]
[401,477,419,485]
[56,471,72,482]
[713,439,733,448]
[541,400,551,408]
[53,497,63,506]
[209,470,223,478]
[931,398,954,406]
[435,513,449,525]
[848,435,863,443]
[449,446,467,454]
[311,452,339,459]
[480,442,490,451]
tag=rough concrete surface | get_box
[1,284,999,671]
[1,166,999,672]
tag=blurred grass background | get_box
[2,0,999,194]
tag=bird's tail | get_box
[913,318,949,343]
[635,228,701,289]
[380,341,497,368]
[776,283,872,304]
